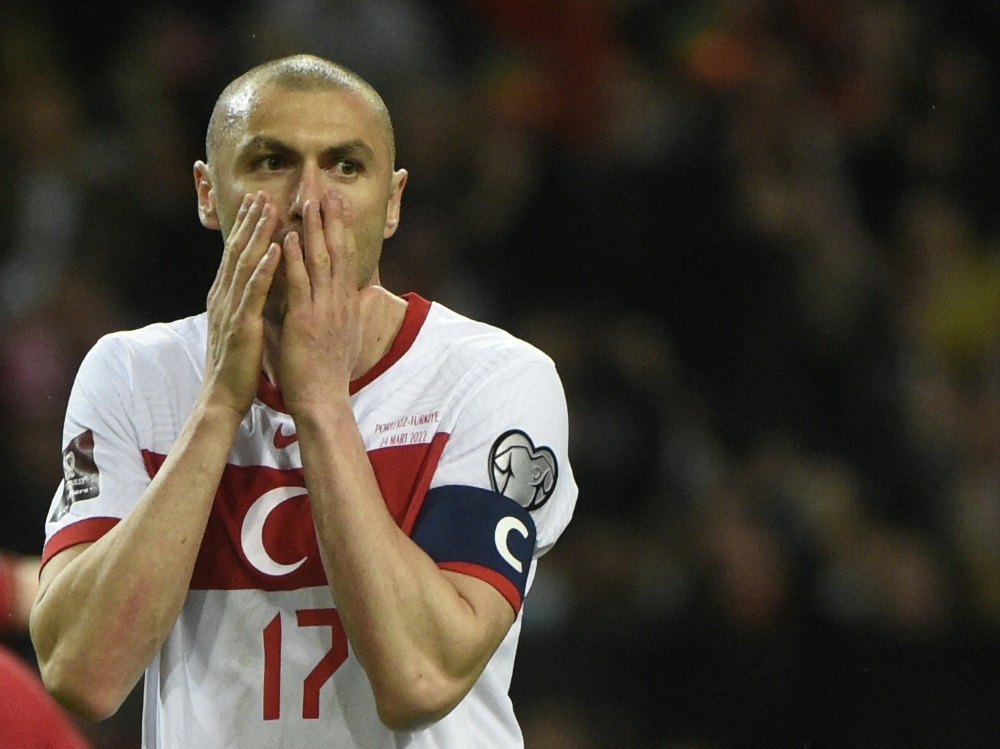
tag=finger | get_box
[219,193,265,289]
[232,200,279,297]
[238,242,282,319]
[214,193,267,309]
[303,198,332,293]
[339,195,353,224]
[209,193,257,303]
[323,193,357,287]
[282,231,313,308]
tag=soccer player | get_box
[30,54,576,748]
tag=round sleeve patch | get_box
[50,430,100,522]
[488,429,558,511]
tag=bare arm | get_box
[31,403,243,719]
[277,196,516,730]
[30,193,281,720]
[297,406,515,730]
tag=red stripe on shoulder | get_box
[42,517,120,568]
[439,560,524,614]
[396,432,449,536]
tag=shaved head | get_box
[206,54,395,167]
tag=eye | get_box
[254,154,287,171]
[337,159,362,176]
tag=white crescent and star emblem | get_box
[240,486,309,576]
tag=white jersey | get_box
[43,294,577,749]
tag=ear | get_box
[383,168,408,239]
[194,161,220,230]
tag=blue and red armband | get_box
[411,485,536,612]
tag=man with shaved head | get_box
[30,55,577,748]
[208,56,395,160]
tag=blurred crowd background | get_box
[2,0,1000,746]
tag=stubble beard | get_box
[258,222,383,327]
[259,256,377,328]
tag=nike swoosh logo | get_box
[274,425,298,449]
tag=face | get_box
[194,83,407,321]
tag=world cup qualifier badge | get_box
[50,430,101,522]
[488,429,558,512]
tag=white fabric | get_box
[44,298,577,749]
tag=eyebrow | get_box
[238,135,377,163]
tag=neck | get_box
[261,286,408,390]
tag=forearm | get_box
[30,399,242,719]
[296,404,504,727]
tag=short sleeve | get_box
[442,357,576,555]
[42,335,152,565]
[410,355,577,608]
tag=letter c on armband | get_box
[494,516,529,573]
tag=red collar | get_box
[256,292,431,413]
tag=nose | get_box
[288,162,325,221]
